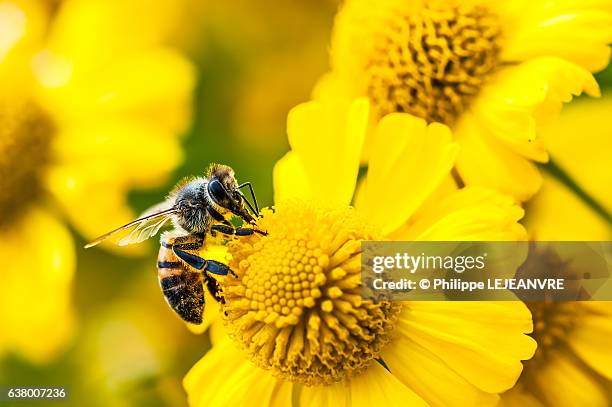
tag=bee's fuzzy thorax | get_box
[169,176,198,199]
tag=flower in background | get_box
[499,302,612,407]
[500,99,612,406]
[184,99,535,406]
[75,272,199,407]
[0,0,194,362]
[317,0,612,201]
[524,99,612,241]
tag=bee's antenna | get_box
[239,182,260,216]
[239,192,258,217]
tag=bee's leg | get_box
[173,249,207,270]
[204,276,230,316]
[172,233,204,251]
[172,233,207,270]
[172,247,238,278]
[207,206,232,237]
[204,276,225,304]
[210,224,267,237]
[205,259,237,278]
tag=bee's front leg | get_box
[210,224,267,237]
[205,259,237,279]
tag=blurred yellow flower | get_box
[317,0,612,201]
[184,99,536,406]
[500,302,612,407]
[75,272,198,406]
[0,0,194,362]
[500,100,612,406]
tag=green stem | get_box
[539,159,612,225]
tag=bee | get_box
[85,163,265,324]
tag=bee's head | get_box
[206,164,255,224]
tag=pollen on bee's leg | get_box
[220,201,402,386]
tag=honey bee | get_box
[85,163,265,324]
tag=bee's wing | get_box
[84,201,176,248]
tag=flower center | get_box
[518,248,585,369]
[221,201,401,385]
[364,0,500,125]
[0,97,54,229]
[526,301,581,365]
[517,299,585,401]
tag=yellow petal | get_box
[382,334,499,407]
[524,98,612,240]
[0,0,47,64]
[498,385,544,407]
[0,206,75,363]
[184,339,292,407]
[394,302,536,394]
[358,113,458,235]
[46,0,184,68]
[312,71,354,104]
[273,151,311,203]
[45,164,145,255]
[349,361,428,407]
[467,58,599,168]
[568,302,612,380]
[460,58,601,199]
[37,49,195,134]
[392,186,526,241]
[524,174,612,240]
[536,99,612,224]
[533,350,608,407]
[285,98,368,206]
[297,361,428,407]
[208,319,228,346]
[454,111,543,202]
[298,381,349,407]
[45,121,183,250]
[51,120,183,185]
[497,0,612,72]
[485,57,597,122]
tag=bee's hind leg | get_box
[172,233,204,251]
[205,276,230,316]
[204,276,225,304]
[172,246,237,278]
[173,248,207,271]
[171,233,207,270]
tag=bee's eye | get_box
[208,179,228,203]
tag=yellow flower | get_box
[184,99,536,406]
[0,0,194,362]
[499,302,612,407]
[500,99,612,406]
[317,0,612,201]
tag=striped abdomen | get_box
[157,236,205,324]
